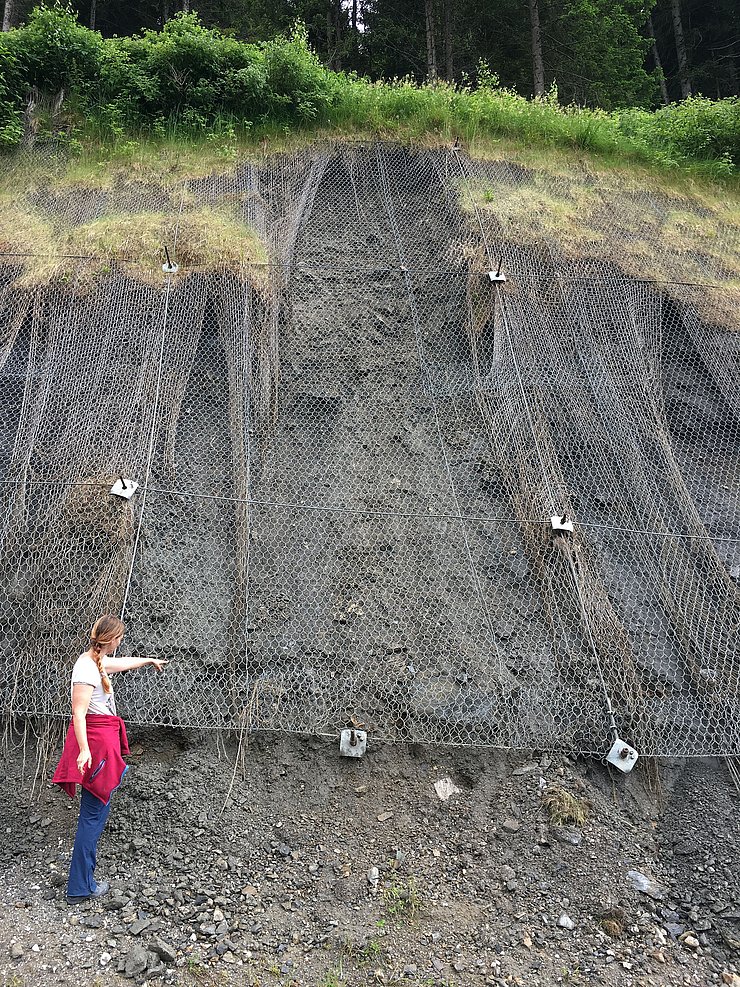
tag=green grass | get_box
[2,10,737,183]
[318,967,347,987]
[382,876,421,922]
[61,89,739,188]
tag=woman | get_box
[53,614,167,904]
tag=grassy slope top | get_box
[0,10,737,300]
[0,137,737,333]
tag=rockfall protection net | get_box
[0,142,738,756]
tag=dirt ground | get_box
[1,729,739,987]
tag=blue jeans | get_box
[66,787,112,897]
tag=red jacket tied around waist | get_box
[53,714,130,805]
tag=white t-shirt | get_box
[71,654,117,716]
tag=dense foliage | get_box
[0,6,738,175]
[3,0,738,106]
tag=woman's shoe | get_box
[66,879,110,904]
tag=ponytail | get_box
[89,614,124,694]
[90,638,113,694]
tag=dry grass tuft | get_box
[0,196,64,285]
[462,166,740,329]
[65,206,268,279]
[598,907,628,938]
[542,784,591,826]
[0,196,268,290]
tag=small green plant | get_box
[183,955,209,984]
[382,876,421,922]
[542,784,591,826]
[363,939,382,958]
[318,966,347,987]
[560,964,586,983]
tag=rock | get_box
[500,865,516,882]
[367,866,379,889]
[129,918,151,936]
[557,914,575,930]
[10,943,23,960]
[104,896,126,911]
[627,871,664,900]
[149,937,177,963]
[213,907,224,923]
[434,777,461,801]
[680,932,700,950]
[124,945,148,977]
[501,818,520,834]
[377,812,394,822]
[554,828,582,846]
[403,964,417,976]
[100,952,112,966]
[721,973,740,986]
[512,762,539,776]
[723,931,740,952]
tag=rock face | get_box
[1,146,737,767]
[1,735,739,987]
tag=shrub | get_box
[263,22,338,121]
[6,4,104,99]
[0,4,736,179]
[619,96,740,169]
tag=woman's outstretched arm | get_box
[103,656,168,675]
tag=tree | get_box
[670,0,691,97]
[528,0,545,96]
[3,0,17,31]
[443,0,453,80]
[424,0,437,81]
[647,13,670,104]
[544,0,658,108]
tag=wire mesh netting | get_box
[0,142,738,756]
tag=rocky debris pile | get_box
[0,730,738,987]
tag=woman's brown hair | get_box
[89,614,124,694]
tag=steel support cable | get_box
[450,146,626,748]
[545,251,738,747]
[450,149,555,508]
[450,150,566,560]
[119,186,186,623]
[0,476,737,541]
[0,250,736,293]
[240,156,329,729]
[430,153,581,674]
[561,548,619,741]
[0,251,736,292]
[374,145,508,691]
